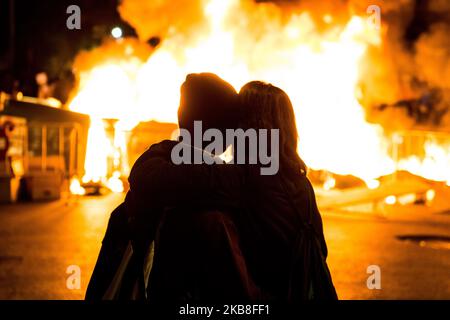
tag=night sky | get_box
[0,0,136,99]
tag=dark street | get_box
[0,193,449,299]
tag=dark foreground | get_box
[0,193,449,299]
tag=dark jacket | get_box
[87,140,337,300]
[85,142,174,300]
[86,141,256,300]
[128,140,337,300]
[85,200,132,300]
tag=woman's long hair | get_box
[239,81,307,175]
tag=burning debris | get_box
[315,169,450,219]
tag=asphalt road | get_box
[0,193,449,299]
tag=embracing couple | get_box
[86,73,337,301]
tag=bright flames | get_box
[68,0,449,191]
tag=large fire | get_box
[68,0,450,191]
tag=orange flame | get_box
[68,0,449,189]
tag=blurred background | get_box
[0,0,449,299]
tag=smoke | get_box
[415,22,450,91]
[71,38,152,73]
[118,0,209,42]
[356,0,450,129]
[116,0,450,129]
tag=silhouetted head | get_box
[178,73,239,136]
[239,81,307,175]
